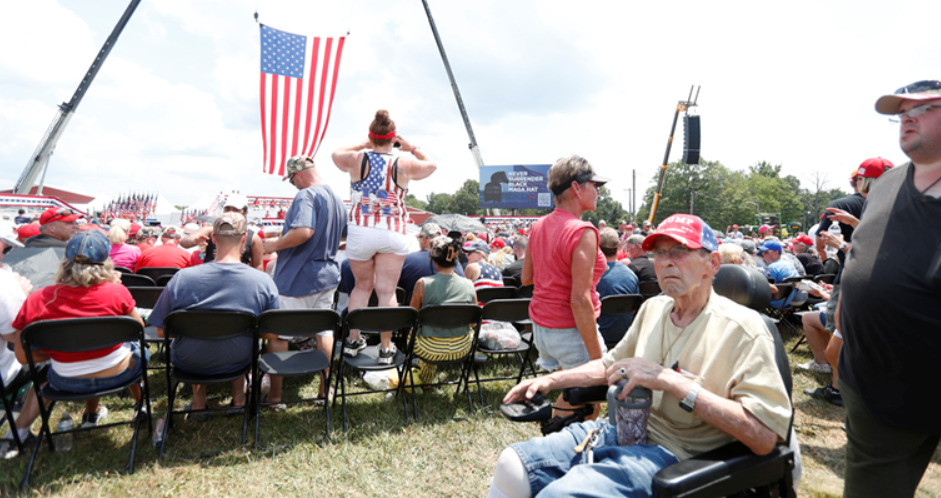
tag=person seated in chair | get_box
[11,230,146,430]
[148,213,280,416]
[407,236,477,386]
[489,214,791,498]
[596,228,639,347]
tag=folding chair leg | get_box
[20,422,45,491]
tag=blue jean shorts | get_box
[532,324,607,372]
[47,343,144,394]
[511,419,679,497]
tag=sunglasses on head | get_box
[894,80,941,95]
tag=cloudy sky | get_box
[1,0,936,214]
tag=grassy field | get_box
[1,330,939,497]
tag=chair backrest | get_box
[822,257,840,275]
[711,266,793,398]
[813,273,836,285]
[163,310,256,340]
[600,294,643,315]
[258,309,341,340]
[781,276,804,285]
[481,298,531,323]
[128,286,165,309]
[502,276,520,288]
[21,316,143,354]
[136,266,180,281]
[516,285,533,299]
[476,286,517,303]
[114,266,134,274]
[121,273,155,287]
[155,274,174,286]
[638,280,662,299]
[712,265,772,311]
[417,304,482,332]
[344,306,418,334]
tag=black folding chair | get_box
[120,273,155,287]
[813,273,836,285]
[0,368,31,459]
[155,274,175,287]
[333,307,418,432]
[474,298,537,386]
[253,309,338,447]
[114,266,134,274]
[19,316,152,489]
[502,276,520,288]
[136,266,180,282]
[598,294,643,349]
[476,286,517,303]
[127,286,167,365]
[638,280,662,300]
[157,310,257,458]
[404,304,482,420]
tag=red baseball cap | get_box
[641,214,718,252]
[129,222,141,237]
[857,157,894,179]
[39,207,83,226]
[17,222,40,242]
[794,235,814,246]
[491,238,506,249]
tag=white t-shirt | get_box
[0,269,27,386]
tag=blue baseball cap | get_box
[757,240,783,254]
[65,230,110,265]
[462,239,491,255]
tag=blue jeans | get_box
[47,343,144,394]
[511,419,678,497]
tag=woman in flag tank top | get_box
[332,110,438,364]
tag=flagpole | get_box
[420,0,484,170]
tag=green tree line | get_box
[406,161,849,233]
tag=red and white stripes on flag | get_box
[259,24,345,177]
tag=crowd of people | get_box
[0,82,938,497]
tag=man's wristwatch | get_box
[679,383,700,412]
[838,241,848,252]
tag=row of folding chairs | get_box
[12,297,539,488]
[115,266,180,287]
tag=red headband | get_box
[369,124,396,140]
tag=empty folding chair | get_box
[253,309,338,447]
[333,307,418,432]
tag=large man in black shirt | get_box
[839,80,941,497]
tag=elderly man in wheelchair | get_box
[490,214,794,498]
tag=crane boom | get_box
[14,0,141,194]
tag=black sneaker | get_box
[377,345,397,365]
[343,337,367,357]
[80,405,109,428]
[803,384,843,406]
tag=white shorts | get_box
[346,225,411,261]
[278,287,337,338]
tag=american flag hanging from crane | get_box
[259,24,345,177]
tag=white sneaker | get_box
[797,359,831,374]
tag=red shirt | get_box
[528,209,606,328]
[137,243,192,270]
[12,283,135,363]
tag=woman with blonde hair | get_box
[332,110,437,364]
[108,219,141,270]
[12,230,145,428]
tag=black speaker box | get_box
[682,115,700,164]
